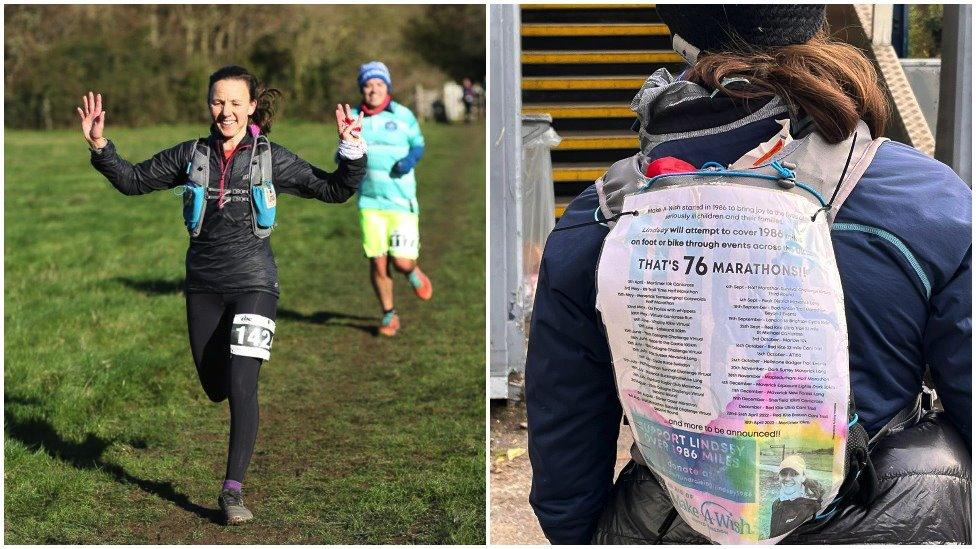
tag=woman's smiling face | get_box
[779,468,799,487]
[209,79,257,139]
[361,78,389,109]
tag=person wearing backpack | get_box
[526,5,970,544]
[351,61,433,337]
[77,65,366,525]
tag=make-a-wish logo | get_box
[700,501,753,535]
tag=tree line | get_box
[5,5,485,129]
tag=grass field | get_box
[4,121,486,543]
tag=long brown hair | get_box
[684,29,889,143]
[207,65,282,135]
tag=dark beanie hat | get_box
[657,5,826,54]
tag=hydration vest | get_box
[182,131,276,238]
[593,121,888,544]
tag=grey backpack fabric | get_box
[596,120,885,227]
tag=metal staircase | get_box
[520,4,684,216]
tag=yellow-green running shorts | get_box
[359,208,420,259]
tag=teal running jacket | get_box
[352,101,425,213]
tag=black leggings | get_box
[186,291,278,484]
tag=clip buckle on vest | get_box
[771,160,796,189]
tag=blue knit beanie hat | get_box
[358,61,392,91]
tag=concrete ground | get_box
[489,395,633,545]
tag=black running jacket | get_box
[90,128,366,296]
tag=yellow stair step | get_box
[552,163,610,182]
[523,4,656,10]
[555,131,639,150]
[522,75,648,90]
[523,103,635,118]
[522,50,683,64]
[521,23,669,36]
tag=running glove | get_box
[392,145,425,176]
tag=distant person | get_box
[462,77,475,123]
[77,65,366,525]
[351,61,432,336]
[769,455,825,538]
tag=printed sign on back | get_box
[596,183,849,544]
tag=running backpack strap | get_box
[786,126,889,513]
[248,134,276,238]
[793,128,890,516]
[821,136,888,221]
[776,120,886,224]
[843,396,878,506]
[834,391,931,514]
[183,139,211,237]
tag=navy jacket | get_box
[526,114,972,544]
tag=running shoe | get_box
[379,310,400,337]
[409,269,433,301]
[219,489,254,525]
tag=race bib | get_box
[390,230,419,251]
[596,184,849,544]
[230,314,276,361]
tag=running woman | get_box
[77,65,366,525]
[352,61,433,336]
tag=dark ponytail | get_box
[207,65,282,135]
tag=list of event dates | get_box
[619,203,832,423]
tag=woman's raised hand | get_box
[77,91,107,149]
[335,103,364,145]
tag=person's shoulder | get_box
[160,138,204,162]
[171,137,204,151]
[557,184,602,229]
[858,140,970,203]
[876,140,966,183]
[840,140,971,262]
[390,101,418,122]
[543,185,607,276]
[267,140,299,162]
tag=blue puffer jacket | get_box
[525,81,971,544]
